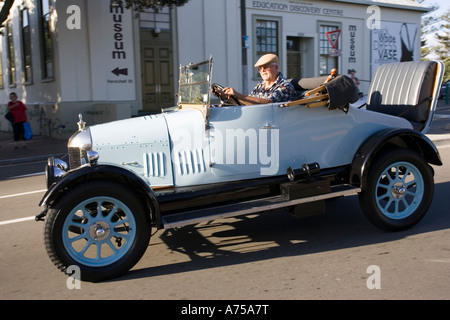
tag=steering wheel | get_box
[211,83,241,106]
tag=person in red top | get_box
[7,92,28,149]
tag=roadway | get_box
[0,145,449,301]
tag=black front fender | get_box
[350,128,442,188]
[39,164,161,226]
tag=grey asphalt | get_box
[0,99,449,167]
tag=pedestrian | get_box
[7,92,28,149]
[348,69,363,98]
[348,69,360,86]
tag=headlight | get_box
[45,157,69,188]
[86,150,99,165]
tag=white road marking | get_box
[0,189,47,225]
[427,258,450,263]
[0,216,36,226]
[12,172,45,178]
[0,189,47,200]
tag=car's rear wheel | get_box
[359,148,434,231]
[44,181,151,282]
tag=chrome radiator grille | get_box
[68,147,82,169]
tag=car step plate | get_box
[161,184,361,229]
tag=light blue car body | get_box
[86,57,446,190]
[89,99,413,188]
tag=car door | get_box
[208,103,278,178]
[274,104,355,171]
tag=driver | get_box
[213,54,298,105]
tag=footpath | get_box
[0,100,449,166]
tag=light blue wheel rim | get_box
[62,196,137,267]
[374,161,424,220]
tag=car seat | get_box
[366,61,442,131]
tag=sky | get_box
[419,0,449,16]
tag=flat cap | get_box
[254,54,279,67]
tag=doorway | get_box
[287,36,302,79]
[140,31,175,113]
[286,36,315,79]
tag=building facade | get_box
[0,0,429,138]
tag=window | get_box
[256,19,279,56]
[319,24,340,76]
[253,16,281,78]
[21,8,32,83]
[39,0,53,80]
[140,7,171,31]
[6,22,16,86]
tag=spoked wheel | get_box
[44,181,151,282]
[359,148,434,231]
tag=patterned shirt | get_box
[249,73,299,103]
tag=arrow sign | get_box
[112,67,128,76]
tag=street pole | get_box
[446,82,449,105]
[240,0,248,94]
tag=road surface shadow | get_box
[112,181,450,282]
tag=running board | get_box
[161,184,361,229]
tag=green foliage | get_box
[111,0,189,12]
[436,11,450,82]
[421,4,450,82]
[0,0,15,27]
[442,57,450,83]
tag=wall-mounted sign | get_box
[348,25,357,64]
[326,29,341,57]
[371,21,417,75]
[88,1,136,101]
[249,0,345,17]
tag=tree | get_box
[111,0,189,12]
[0,1,189,29]
[434,10,450,82]
[0,0,15,28]
[420,1,450,82]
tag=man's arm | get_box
[224,88,271,105]
[232,93,271,105]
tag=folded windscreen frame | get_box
[178,58,213,106]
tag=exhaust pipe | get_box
[287,162,320,181]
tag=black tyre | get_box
[358,148,434,231]
[44,180,151,282]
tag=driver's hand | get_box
[212,87,228,100]
[211,87,223,98]
[224,87,235,96]
[224,87,242,100]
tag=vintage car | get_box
[37,58,444,282]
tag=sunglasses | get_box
[258,63,277,72]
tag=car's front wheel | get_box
[359,148,434,231]
[44,181,151,282]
